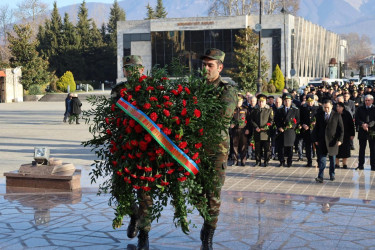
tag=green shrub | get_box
[56,71,76,92]
[28,85,43,95]
[262,83,268,92]
[272,64,285,92]
[267,84,276,93]
[82,84,94,91]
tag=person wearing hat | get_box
[274,93,300,167]
[312,99,344,183]
[111,55,145,100]
[230,93,250,166]
[200,48,237,249]
[351,90,363,112]
[70,93,82,124]
[250,94,274,167]
[299,94,321,167]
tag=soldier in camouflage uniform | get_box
[110,55,151,250]
[200,48,237,250]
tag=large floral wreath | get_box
[83,67,230,233]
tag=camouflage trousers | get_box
[131,190,153,233]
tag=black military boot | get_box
[201,224,215,250]
[127,215,139,238]
[137,230,149,250]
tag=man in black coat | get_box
[355,94,375,170]
[274,93,300,167]
[312,99,344,183]
[70,93,82,124]
[299,95,320,167]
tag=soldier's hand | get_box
[337,141,342,146]
[350,136,354,140]
[279,127,284,133]
[315,142,319,146]
[230,124,235,128]
[303,124,309,130]
[245,129,249,135]
[362,123,368,131]
[256,128,261,133]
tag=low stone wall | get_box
[23,95,44,102]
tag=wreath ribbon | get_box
[116,97,199,175]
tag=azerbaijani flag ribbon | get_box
[116,97,199,175]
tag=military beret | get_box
[267,95,275,99]
[201,48,225,63]
[310,87,315,91]
[123,55,143,67]
[367,85,373,89]
[257,94,267,101]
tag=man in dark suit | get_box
[299,95,320,167]
[355,94,375,170]
[312,99,344,183]
[250,94,274,167]
[274,93,300,167]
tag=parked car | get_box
[298,78,344,94]
[360,76,375,86]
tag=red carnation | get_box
[129,119,136,127]
[128,153,136,159]
[178,84,183,93]
[165,162,174,167]
[124,168,130,174]
[199,128,204,136]
[177,176,187,182]
[193,96,198,104]
[192,152,199,160]
[182,100,187,107]
[139,141,148,151]
[157,85,165,90]
[137,165,143,170]
[156,148,165,156]
[139,75,147,83]
[167,169,175,174]
[195,142,202,149]
[161,77,169,81]
[120,88,127,97]
[134,124,143,133]
[171,90,179,96]
[172,116,181,125]
[143,103,151,110]
[116,118,121,127]
[163,95,170,101]
[121,155,126,160]
[133,185,141,189]
[131,174,137,179]
[159,163,166,168]
[106,129,112,135]
[136,152,143,158]
[124,177,131,184]
[144,167,153,172]
[161,180,169,186]
[184,87,191,94]
[116,170,122,176]
[163,109,170,117]
[293,118,297,124]
[146,86,155,91]
[112,161,118,167]
[111,104,116,111]
[131,101,137,106]
[164,101,173,108]
[127,95,133,102]
[181,108,187,116]
[157,124,163,128]
[154,174,162,178]
[178,167,184,171]
[150,112,158,122]
[140,176,146,180]
[185,118,190,126]
[125,126,132,134]
[162,127,172,135]
[135,85,141,92]
[144,134,152,142]
[194,109,201,118]
[123,118,128,126]
[105,117,110,124]
[175,134,182,141]
[184,149,189,154]
[184,172,190,176]
[195,158,201,164]
[149,96,158,101]
[178,141,188,149]
[147,177,155,182]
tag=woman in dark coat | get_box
[63,93,73,123]
[335,102,355,169]
[70,93,82,124]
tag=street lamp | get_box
[281,0,287,89]
[256,0,263,94]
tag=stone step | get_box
[37,92,111,102]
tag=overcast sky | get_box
[7,0,116,10]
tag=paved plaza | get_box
[1,100,375,249]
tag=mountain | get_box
[57,0,375,52]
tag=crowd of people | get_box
[229,81,375,183]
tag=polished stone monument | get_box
[4,148,81,191]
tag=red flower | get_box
[128,153,136,159]
[154,174,162,178]
[178,141,188,149]
[125,126,132,134]
[156,147,165,156]
[267,122,272,126]
[139,75,147,83]
[137,165,143,170]
[157,124,163,128]
[162,127,172,135]
[199,128,204,136]
[161,180,169,186]
[195,142,202,149]
[140,176,146,180]
[161,77,169,81]
[184,87,191,94]
[124,168,130,174]
[184,172,190,176]
[163,109,170,117]
[131,101,137,106]
[116,118,121,127]
[177,176,187,182]
[193,96,198,104]
[164,101,173,108]
[178,84,183,93]
[105,117,110,124]
[133,185,140,189]
[163,95,170,101]
[121,155,126,160]
[116,170,122,176]
[144,167,152,172]
[146,86,154,91]
[150,112,158,122]
[144,134,152,142]
[112,161,118,167]
[182,100,187,107]
[131,174,137,179]
[129,119,136,127]
[149,96,158,102]
[195,158,201,164]
[111,104,116,111]
[143,103,151,110]
[134,85,141,92]
[106,129,112,135]
[167,169,175,174]
[181,108,187,116]
[175,134,182,141]
[127,95,132,102]
[120,88,127,97]
[293,118,297,124]
[172,116,181,125]
[184,149,189,154]
[139,141,148,151]
[192,152,199,160]
[194,109,201,118]
[146,177,155,182]
[124,177,131,184]
[123,118,128,126]
[185,118,190,126]
[171,90,179,96]
[178,167,184,171]
[159,163,166,168]
[157,85,165,90]
[165,162,174,167]
[134,125,143,133]
[136,152,143,158]
[156,104,162,108]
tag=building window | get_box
[123,33,151,57]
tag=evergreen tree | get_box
[227,28,269,92]
[145,3,154,20]
[8,24,54,91]
[76,0,91,53]
[272,64,285,91]
[155,0,167,18]
[107,0,125,46]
